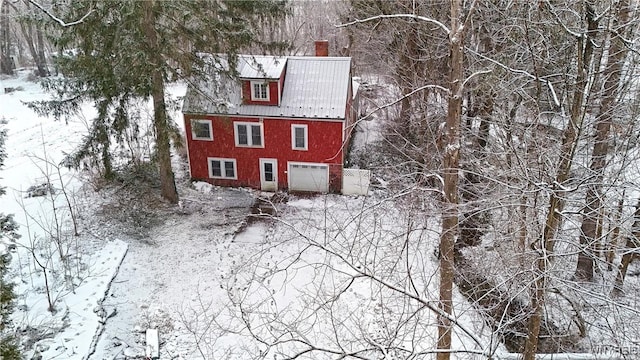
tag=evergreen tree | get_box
[0,126,20,360]
[30,0,288,203]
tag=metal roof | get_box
[183,55,352,120]
[237,55,286,79]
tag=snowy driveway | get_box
[91,185,256,359]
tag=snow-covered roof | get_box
[183,55,353,120]
[237,55,286,79]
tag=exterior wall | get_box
[342,78,355,169]
[241,79,280,106]
[278,68,286,103]
[184,114,347,192]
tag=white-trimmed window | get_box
[234,122,263,147]
[291,124,308,150]
[251,81,269,101]
[208,158,237,179]
[191,119,213,140]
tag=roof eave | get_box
[182,111,346,121]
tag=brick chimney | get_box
[315,40,329,57]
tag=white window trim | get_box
[191,119,213,141]
[250,81,270,101]
[208,157,237,180]
[291,124,308,151]
[234,122,264,148]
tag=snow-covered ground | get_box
[1,70,493,360]
[1,71,130,359]
[90,184,257,359]
[7,68,635,360]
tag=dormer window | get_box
[251,81,269,101]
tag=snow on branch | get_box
[462,0,479,34]
[344,82,450,143]
[358,84,450,123]
[329,83,447,162]
[29,0,94,27]
[542,0,582,38]
[462,69,492,89]
[468,48,561,109]
[272,215,491,354]
[337,14,450,35]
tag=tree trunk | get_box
[611,199,640,296]
[0,0,14,75]
[96,101,114,179]
[18,21,40,76]
[12,1,48,77]
[437,1,466,359]
[398,24,419,128]
[142,0,179,204]
[606,195,625,270]
[151,72,178,204]
[575,0,631,281]
[35,25,49,77]
[523,4,597,357]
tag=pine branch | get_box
[28,0,94,27]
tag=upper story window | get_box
[291,124,308,151]
[251,81,269,101]
[234,122,263,147]
[191,119,213,141]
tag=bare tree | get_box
[180,197,495,359]
[611,198,640,295]
[0,0,15,75]
[342,0,640,357]
[575,0,635,281]
[437,1,476,358]
[1,0,51,76]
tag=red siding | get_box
[241,80,280,106]
[184,115,347,192]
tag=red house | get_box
[182,43,358,193]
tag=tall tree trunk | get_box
[523,4,597,358]
[611,198,640,296]
[35,25,49,77]
[473,26,494,149]
[398,23,419,128]
[96,101,114,179]
[142,0,179,204]
[18,21,39,75]
[575,0,631,281]
[0,0,14,75]
[606,195,625,270]
[14,1,48,77]
[437,1,467,359]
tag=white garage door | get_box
[288,163,329,192]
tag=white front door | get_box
[259,158,278,191]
